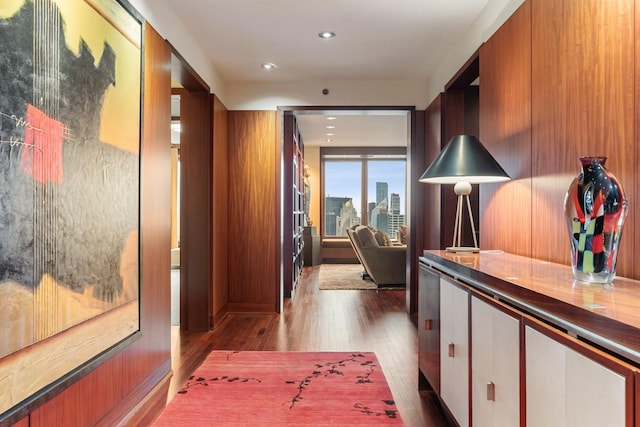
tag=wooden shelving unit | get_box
[283,113,305,297]
[292,127,305,292]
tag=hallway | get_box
[159,265,448,426]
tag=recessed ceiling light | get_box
[260,62,277,70]
[326,116,337,120]
[318,31,335,39]
[326,125,335,129]
[325,139,333,142]
[325,133,334,136]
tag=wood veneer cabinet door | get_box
[471,295,520,427]
[525,323,631,427]
[418,263,441,393]
[440,277,469,427]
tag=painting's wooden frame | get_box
[0,0,143,420]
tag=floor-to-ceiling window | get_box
[367,159,406,238]
[324,160,362,237]
[322,148,406,238]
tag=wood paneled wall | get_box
[228,111,279,312]
[408,109,426,316]
[635,0,640,280]
[479,0,638,279]
[440,90,466,249]
[180,90,212,331]
[423,95,444,237]
[441,86,480,248]
[424,94,444,252]
[479,0,532,255]
[531,0,635,278]
[212,95,229,326]
[27,23,172,425]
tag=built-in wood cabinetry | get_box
[418,264,441,393]
[525,321,632,427]
[471,295,520,427]
[419,250,640,427]
[439,278,469,426]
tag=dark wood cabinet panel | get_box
[418,263,441,393]
[636,371,640,426]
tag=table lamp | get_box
[419,135,510,252]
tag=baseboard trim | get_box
[98,358,172,427]
[225,302,277,313]
[322,258,359,264]
[212,305,229,330]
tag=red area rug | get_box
[153,351,403,426]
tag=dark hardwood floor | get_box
[143,265,449,426]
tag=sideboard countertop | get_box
[420,250,640,365]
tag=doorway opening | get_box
[170,92,181,326]
[280,107,413,308]
[170,50,212,332]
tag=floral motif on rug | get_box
[153,351,404,426]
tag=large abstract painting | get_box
[0,0,141,415]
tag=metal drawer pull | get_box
[424,319,433,330]
[487,382,495,401]
[448,343,455,358]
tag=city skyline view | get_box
[324,160,406,217]
[324,159,406,237]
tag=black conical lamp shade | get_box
[419,135,510,184]
[419,135,510,252]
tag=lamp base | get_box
[448,186,480,254]
[446,246,480,253]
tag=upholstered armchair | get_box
[346,225,406,286]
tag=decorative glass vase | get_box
[564,156,627,284]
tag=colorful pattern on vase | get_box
[564,156,627,283]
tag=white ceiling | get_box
[295,111,410,147]
[160,0,492,146]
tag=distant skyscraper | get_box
[388,213,405,238]
[325,196,352,236]
[390,193,400,214]
[369,198,387,231]
[368,202,376,223]
[336,199,360,236]
[377,213,388,234]
[376,182,388,206]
